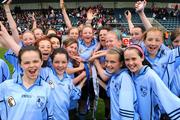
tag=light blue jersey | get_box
[0,75,53,120]
[67,60,75,79]
[107,69,138,120]
[78,38,98,61]
[131,66,180,120]
[0,59,10,82]
[47,72,81,120]
[162,47,180,96]
[143,44,170,79]
[170,66,180,97]
[40,67,55,82]
[142,44,180,88]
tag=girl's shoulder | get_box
[113,69,131,79]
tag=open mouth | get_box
[42,53,50,60]
[42,53,49,56]
[101,39,105,42]
[28,69,37,75]
[85,37,91,41]
[149,46,157,51]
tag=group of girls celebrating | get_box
[0,0,179,120]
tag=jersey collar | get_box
[15,74,42,86]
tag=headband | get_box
[127,45,144,58]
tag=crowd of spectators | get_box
[151,4,179,20]
[0,3,179,36]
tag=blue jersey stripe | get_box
[168,108,180,119]
[172,114,180,120]
[119,108,134,113]
[119,111,134,116]
[119,114,134,118]
[168,107,180,116]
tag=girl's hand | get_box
[79,62,84,70]
[0,22,11,38]
[5,0,12,5]
[135,0,147,13]
[87,9,97,20]
[60,0,65,9]
[72,55,84,62]
[124,10,132,21]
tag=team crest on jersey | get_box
[36,96,45,108]
[140,86,148,97]
[7,96,16,107]
[48,80,55,89]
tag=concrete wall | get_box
[8,2,175,9]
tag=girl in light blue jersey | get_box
[48,48,86,120]
[124,44,180,120]
[63,38,85,119]
[105,47,138,120]
[142,27,180,118]
[77,25,99,119]
[141,27,180,88]
[63,38,84,79]
[0,46,53,120]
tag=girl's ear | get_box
[119,61,124,68]
[141,56,144,63]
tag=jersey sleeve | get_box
[0,59,10,83]
[119,73,137,120]
[4,49,18,67]
[150,69,180,120]
[162,47,180,88]
[70,82,81,101]
[0,82,7,120]
[170,67,180,97]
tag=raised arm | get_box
[85,9,96,25]
[4,0,20,43]
[124,10,134,34]
[31,12,37,30]
[0,22,21,55]
[60,0,72,29]
[135,0,152,30]
[0,25,8,48]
